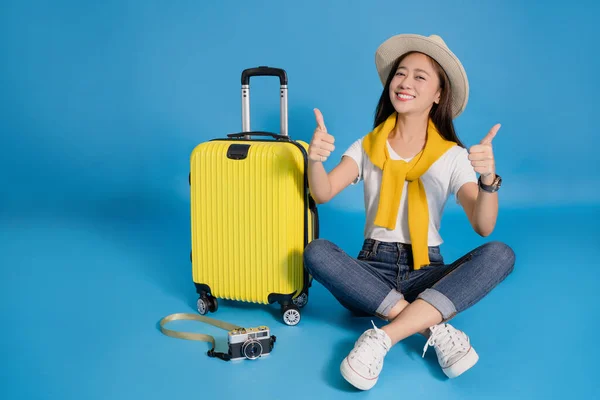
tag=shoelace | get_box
[422,324,465,362]
[355,321,389,370]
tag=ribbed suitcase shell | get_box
[190,138,314,304]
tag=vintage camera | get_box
[227,326,276,361]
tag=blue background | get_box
[1,1,598,399]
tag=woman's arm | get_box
[457,123,502,236]
[309,156,359,204]
[307,108,359,204]
[457,180,498,237]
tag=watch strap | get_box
[478,174,501,193]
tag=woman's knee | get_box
[481,241,516,276]
[303,239,337,275]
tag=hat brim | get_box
[375,34,469,118]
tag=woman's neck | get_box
[389,113,429,143]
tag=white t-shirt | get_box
[342,137,477,246]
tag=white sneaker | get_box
[422,323,479,378]
[340,321,392,390]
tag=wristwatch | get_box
[478,174,502,193]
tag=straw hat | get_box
[375,34,469,118]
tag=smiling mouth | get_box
[395,93,415,101]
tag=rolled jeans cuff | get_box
[375,289,404,319]
[418,288,457,320]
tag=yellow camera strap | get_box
[159,313,243,361]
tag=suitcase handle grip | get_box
[227,131,288,140]
[241,66,288,86]
[241,66,288,138]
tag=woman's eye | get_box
[417,76,425,80]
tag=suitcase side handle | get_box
[241,66,288,138]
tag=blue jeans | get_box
[303,238,515,321]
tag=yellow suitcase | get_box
[189,67,318,326]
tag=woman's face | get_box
[388,52,442,117]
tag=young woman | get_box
[303,34,515,390]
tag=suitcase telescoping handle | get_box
[241,66,288,139]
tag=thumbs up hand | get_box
[468,124,501,184]
[308,108,336,163]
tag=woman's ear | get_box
[434,89,441,104]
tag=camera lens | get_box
[242,340,263,360]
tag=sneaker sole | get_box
[443,346,479,379]
[340,357,378,390]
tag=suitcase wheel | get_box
[292,292,308,308]
[281,304,301,326]
[197,295,218,315]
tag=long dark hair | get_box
[373,51,465,147]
